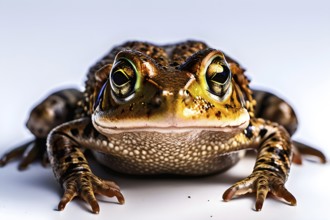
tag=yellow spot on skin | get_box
[183,108,199,118]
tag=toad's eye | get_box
[205,56,231,98]
[110,58,137,100]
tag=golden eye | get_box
[110,59,137,99]
[205,56,231,97]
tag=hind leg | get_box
[0,139,47,170]
[0,89,83,170]
[253,89,326,163]
[292,141,326,164]
[253,89,298,135]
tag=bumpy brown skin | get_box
[1,41,326,214]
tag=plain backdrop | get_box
[0,0,329,220]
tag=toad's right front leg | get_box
[47,118,125,214]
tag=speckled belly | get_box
[92,130,244,175]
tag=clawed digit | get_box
[293,141,327,164]
[59,173,124,214]
[223,171,296,211]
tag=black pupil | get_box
[212,68,229,84]
[112,71,129,86]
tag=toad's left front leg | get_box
[47,118,125,214]
[223,118,296,211]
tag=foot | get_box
[58,172,125,214]
[222,170,296,211]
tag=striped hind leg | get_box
[253,89,326,163]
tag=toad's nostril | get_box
[152,97,162,108]
[149,93,163,109]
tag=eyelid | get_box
[94,80,108,110]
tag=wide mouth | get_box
[92,116,249,135]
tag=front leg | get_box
[47,118,125,214]
[222,118,296,211]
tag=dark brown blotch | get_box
[65,156,73,163]
[259,128,268,138]
[82,123,94,138]
[225,104,233,109]
[70,128,79,136]
[78,156,84,162]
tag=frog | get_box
[0,40,326,214]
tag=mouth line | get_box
[93,120,248,134]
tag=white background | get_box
[0,0,329,219]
